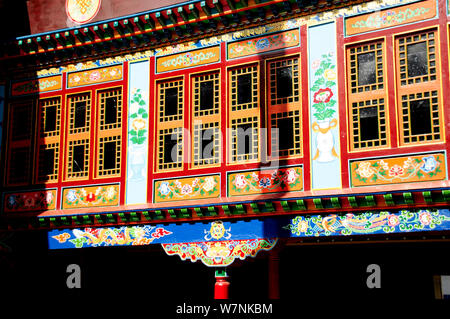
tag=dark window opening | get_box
[201,128,214,159]
[277,117,294,150]
[103,141,116,170]
[10,148,30,182]
[105,97,118,124]
[359,106,379,141]
[165,87,179,116]
[276,67,293,98]
[74,101,87,128]
[12,105,32,140]
[43,148,55,176]
[407,42,428,77]
[200,81,214,110]
[164,134,178,163]
[237,123,253,155]
[72,145,85,172]
[237,74,252,104]
[410,99,432,135]
[357,52,376,85]
[44,106,57,132]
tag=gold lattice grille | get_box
[158,127,183,170]
[98,88,122,131]
[230,116,259,162]
[193,73,220,117]
[270,111,301,157]
[38,143,59,182]
[268,57,300,105]
[349,41,384,94]
[158,79,183,122]
[229,65,258,112]
[193,121,220,166]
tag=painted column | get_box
[214,268,230,299]
[308,22,342,190]
[126,60,150,205]
[0,84,4,161]
[268,249,280,299]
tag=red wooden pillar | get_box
[214,268,230,299]
[268,249,280,299]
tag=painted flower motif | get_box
[311,59,320,70]
[181,184,193,195]
[297,220,309,233]
[389,164,404,177]
[403,157,413,169]
[192,178,199,187]
[323,69,336,81]
[104,186,117,201]
[233,45,244,53]
[255,38,270,50]
[86,192,96,202]
[23,196,35,208]
[89,71,101,81]
[131,118,146,131]
[357,162,374,178]
[420,156,437,173]
[202,177,216,192]
[183,52,194,65]
[419,211,432,226]
[73,75,81,83]
[284,168,299,184]
[80,188,87,197]
[7,195,17,208]
[175,180,182,188]
[66,190,77,203]
[45,192,54,204]
[387,215,400,227]
[251,173,259,181]
[259,177,271,189]
[313,88,333,104]
[234,174,247,189]
[379,160,389,171]
[95,187,102,196]
[109,69,117,77]
[159,182,171,196]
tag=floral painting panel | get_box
[155,175,220,203]
[62,184,119,209]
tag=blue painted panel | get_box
[48,209,450,249]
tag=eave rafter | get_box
[1,189,450,232]
[0,0,357,67]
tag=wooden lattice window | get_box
[193,73,220,117]
[398,31,436,86]
[400,91,441,144]
[96,88,122,178]
[395,29,442,146]
[349,42,384,93]
[67,139,89,179]
[68,93,91,134]
[347,40,388,151]
[39,97,61,137]
[193,121,220,166]
[270,111,301,157]
[268,57,300,105]
[158,127,183,170]
[158,79,183,122]
[350,98,387,149]
[98,136,121,176]
[66,93,91,180]
[6,101,34,185]
[230,116,259,162]
[37,143,59,182]
[229,65,258,111]
[98,88,122,130]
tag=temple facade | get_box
[0,0,450,300]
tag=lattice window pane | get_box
[11,102,33,141]
[39,97,61,138]
[269,57,300,105]
[193,122,220,166]
[351,99,387,149]
[349,42,384,93]
[158,127,183,170]
[38,143,59,182]
[68,93,91,134]
[230,66,258,111]
[98,88,122,130]
[98,136,121,176]
[193,73,220,117]
[8,147,31,184]
[398,31,436,86]
[158,80,183,122]
[401,91,441,144]
[67,139,89,178]
[231,117,259,162]
[270,111,301,157]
